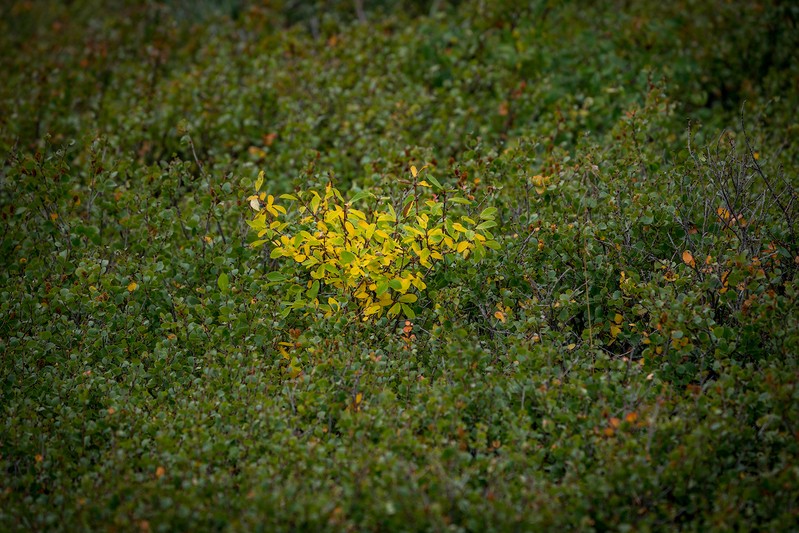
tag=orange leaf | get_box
[682,250,695,268]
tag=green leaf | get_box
[340,250,357,265]
[217,273,229,293]
[479,207,497,220]
[427,175,443,189]
[254,171,264,192]
[307,280,320,300]
[376,281,390,296]
[401,304,416,319]
[388,302,402,317]
[348,191,372,204]
[266,272,287,282]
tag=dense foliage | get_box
[1,0,797,530]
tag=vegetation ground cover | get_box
[1,1,797,530]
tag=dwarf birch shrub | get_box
[247,166,500,320]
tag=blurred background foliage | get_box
[1,0,797,530]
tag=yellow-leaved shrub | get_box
[247,166,500,320]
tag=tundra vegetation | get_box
[1,0,798,530]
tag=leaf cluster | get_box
[247,167,500,320]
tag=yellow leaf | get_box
[494,310,506,323]
[255,170,264,192]
[249,197,261,210]
[364,304,382,316]
[127,282,138,292]
[610,324,621,338]
[419,248,431,265]
[355,392,363,405]
[411,165,418,178]
[682,250,696,268]
[531,174,551,195]
[614,313,623,324]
